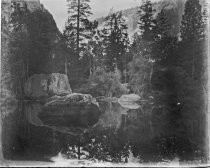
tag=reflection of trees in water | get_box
[6,94,205,162]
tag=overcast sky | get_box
[40,0,140,31]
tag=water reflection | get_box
[3,94,206,162]
[96,101,129,129]
[25,102,90,136]
[25,99,141,134]
[8,97,141,160]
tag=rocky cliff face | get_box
[1,0,67,159]
[97,0,206,38]
[1,0,45,25]
[1,0,63,104]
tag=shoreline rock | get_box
[45,93,98,107]
[25,73,72,99]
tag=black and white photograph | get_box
[0,0,209,166]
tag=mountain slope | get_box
[96,0,187,38]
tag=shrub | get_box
[77,68,128,97]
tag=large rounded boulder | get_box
[25,73,72,99]
[40,93,100,128]
[26,93,101,134]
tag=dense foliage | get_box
[76,68,128,97]
[102,12,129,75]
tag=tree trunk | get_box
[0,83,4,161]
[78,144,81,159]
[74,0,80,82]
[149,110,154,139]
[65,56,68,75]
[89,55,92,76]
[26,57,29,79]
[192,40,195,78]
[124,68,127,83]
[149,62,153,89]
[125,115,127,129]
[77,0,80,60]
[124,54,127,83]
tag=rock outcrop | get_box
[118,94,141,109]
[25,73,72,99]
[24,73,100,132]
[40,93,100,128]
[44,93,100,127]
[48,73,72,96]
[26,93,100,133]
[45,93,98,106]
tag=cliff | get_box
[1,0,68,159]
[96,0,197,38]
[1,0,67,115]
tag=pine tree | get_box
[202,2,208,37]
[154,9,171,41]
[138,0,156,41]
[180,0,204,42]
[180,0,205,79]
[134,0,157,90]
[153,9,177,65]
[64,0,97,61]
[87,29,105,73]
[64,0,98,88]
[102,11,129,74]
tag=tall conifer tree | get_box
[180,0,205,78]
[153,9,177,64]
[138,0,156,41]
[102,11,129,74]
[64,0,98,87]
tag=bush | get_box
[76,68,128,97]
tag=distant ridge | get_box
[96,0,187,38]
